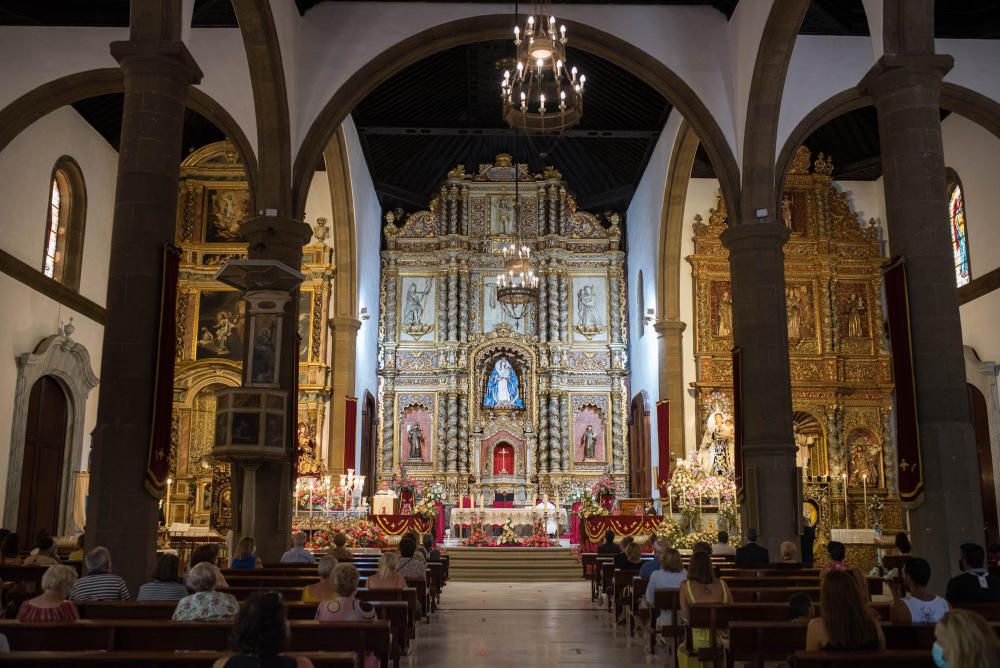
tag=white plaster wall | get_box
[861,0,883,59]
[342,115,382,467]
[0,108,118,516]
[726,0,773,170]
[626,113,682,493]
[941,39,1000,109]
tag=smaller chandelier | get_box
[497,240,538,321]
[501,15,586,133]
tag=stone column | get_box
[435,269,448,339]
[608,262,623,344]
[460,185,470,236]
[538,267,549,342]
[382,385,396,474]
[458,268,469,342]
[862,53,983,580]
[437,393,449,472]
[86,31,202,591]
[560,394,570,473]
[549,394,561,471]
[547,272,559,343]
[457,392,468,474]
[447,392,459,473]
[447,266,459,341]
[539,390,551,472]
[558,273,569,342]
[328,316,361,474]
[654,319,687,461]
[548,185,559,236]
[720,223,798,555]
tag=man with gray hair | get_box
[280,531,315,564]
[68,546,130,601]
[639,539,666,579]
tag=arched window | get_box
[41,157,86,291]
[946,170,969,288]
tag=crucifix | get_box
[498,446,512,474]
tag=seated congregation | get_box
[0,528,445,667]
[585,531,1000,667]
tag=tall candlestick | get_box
[842,473,849,530]
[667,485,673,518]
[309,480,314,518]
[862,474,868,527]
[165,478,172,526]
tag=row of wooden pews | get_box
[581,551,1000,667]
[0,552,450,667]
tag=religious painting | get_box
[483,275,526,334]
[489,195,516,236]
[399,276,435,342]
[709,281,733,338]
[399,404,432,462]
[573,405,606,463]
[298,289,313,362]
[570,276,608,342]
[837,283,870,338]
[195,290,245,361]
[785,283,816,343]
[248,313,280,386]
[847,429,882,488]
[483,357,524,409]
[204,189,250,243]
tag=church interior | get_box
[0,0,999,665]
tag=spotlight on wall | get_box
[359,307,371,321]
[643,307,655,326]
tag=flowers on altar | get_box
[667,457,703,509]
[576,494,610,519]
[522,518,555,548]
[654,519,721,550]
[424,482,447,503]
[496,519,520,546]
[301,518,387,550]
[345,520,388,547]
[591,470,617,499]
[462,523,495,547]
[566,482,589,504]
[691,475,736,504]
[412,497,438,520]
[390,465,424,498]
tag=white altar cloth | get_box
[831,529,879,544]
[450,506,569,531]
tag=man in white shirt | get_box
[711,530,737,557]
[279,532,315,564]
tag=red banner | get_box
[145,245,180,498]
[883,257,924,507]
[368,514,432,536]
[584,515,662,543]
[732,346,744,503]
[655,400,671,490]
[344,396,358,471]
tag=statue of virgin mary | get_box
[484,357,524,408]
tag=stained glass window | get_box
[43,176,63,279]
[949,184,969,288]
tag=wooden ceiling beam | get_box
[356,125,660,139]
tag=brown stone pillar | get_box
[86,36,201,590]
[720,223,798,555]
[328,316,361,475]
[654,319,687,462]
[862,53,984,584]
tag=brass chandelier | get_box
[500,4,586,134]
[495,144,538,321]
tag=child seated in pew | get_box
[213,591,314,668]
[16,565,78,622]
[302,556,338,604]
[788,592,814,622]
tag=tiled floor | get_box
[413,582,659,666]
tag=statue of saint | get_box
[581,424,598,460]
[781,193,793,229]
[698,412,734,477]
[577,285,600,327]
[496,198,514,235]
[846,293,867,338]
[403,279,431,327]
[794,429,814,475]
[407,423,424,460]
[483,357,524,408]
[786,287,802,340]
[717,290,732,337]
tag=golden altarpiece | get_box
[166,141,333,531]
[689,147,904,551]
[377,155,629,502]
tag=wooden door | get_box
[968,384,1000,545]
[628,392,651,498]
[17,376,68,550]
[360,391,376,499]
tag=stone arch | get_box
[0,68,260,212]
[291,14,741,224]
[740,0,811,222]
[4,328,99,534]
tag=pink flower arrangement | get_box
[591,470,617,499]
[462,523,495,547]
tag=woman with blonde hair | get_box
[779,541,799,563]
[934,608,1000,667]
[17,565,79,621]
[231,536,263,569]
[678,551,732,667]
[302,556,338,603]
[368,551,406,590]
[806,569,884,652]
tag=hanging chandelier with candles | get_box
[495,151,539,321]
[500,10,586,133]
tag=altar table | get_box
[367,514,433,536]
[583,515,662,548]
[449,507,569,531]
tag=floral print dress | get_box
[172,591,240,621]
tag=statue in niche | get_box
[787,286,804,340]
[406,422,425,460]
[581,424,598,460]
[794,428,815,476]
[403,280,432,327]
[698,411,735,477]
[717,290,733,337]
[848,431,881,487]
[496,197,515,235]
[483,357,524,408]
[845,292,867,338]
[781,193,793,229]
[577,285,600,327]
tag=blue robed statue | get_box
[484,357,523,408]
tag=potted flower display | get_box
[591,471,617,511]
[496,519,520,546]
[462,523,494,547]
[522,518,554,547]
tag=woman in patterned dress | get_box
[173,562,239,621]
[17,565,79,622]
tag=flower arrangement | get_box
[301,517,387,550]
[295,479,330,511]
[326,486,347,511]
[692,475,736,504]
[591,470,617,499]
[496,519,520,546]
[669,457,704,509]
[522,518,554,547]
[412,497,438,520]
[424,482,447,503]
[655,519,686,547]
[345,519,387,547]
[391,465,424,497]
[307,529,334,551]
[867,494,885,530]
[576,495,610,519]
[462,523,495,547]
[566,482,589,504]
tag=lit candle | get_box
[667,485,673,518]
[309,480,314,518]
[165,478,172,526]
[842,473,849,529]
[862,474,868,527]
[294,479,300,518]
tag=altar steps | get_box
[446,547,580,582]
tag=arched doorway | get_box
[17,376,68,550]
[628,392,652,498]
[968,384,1000,545]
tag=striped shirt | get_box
[137,580,189,601]
[68,572,130,601]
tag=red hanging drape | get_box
[343,396,358,471]
[655,400,670,490]
[146,245,180,498]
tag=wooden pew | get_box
[405,577,429,622]
[950,601,1000,621]
[628,576,649,636]
[222,586,304,601]
[791,650,935,667]
[0,651,357,667]
[427,562,444,612]
[649,588,684,657]
[612,569,639,623]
